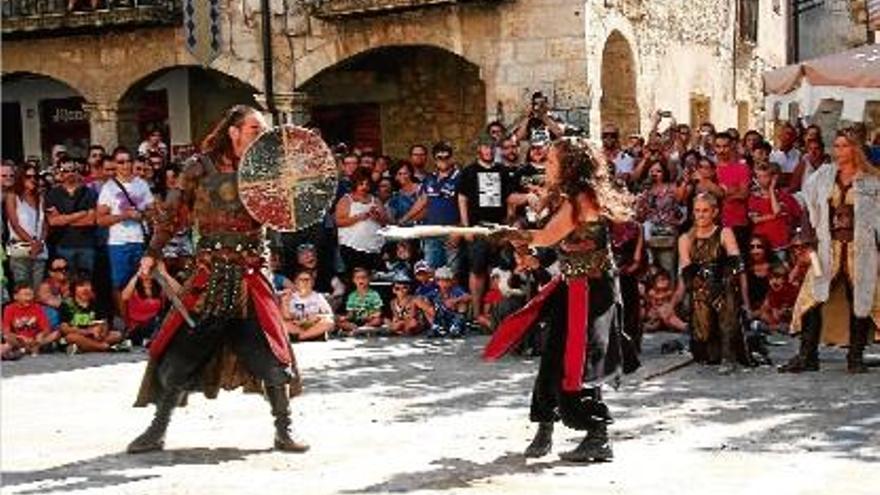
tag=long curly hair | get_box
[549,138,634,223]
[200,105,259,163]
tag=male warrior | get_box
[127,105,308,453]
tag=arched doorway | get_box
[600,31,639,136]
[1,72,88,162]
[117,67,259,158]
[300,45,486,159]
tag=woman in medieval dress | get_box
[484,138,637,463]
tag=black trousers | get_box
[156,316,290,392]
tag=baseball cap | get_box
[414,260,432,273]
[435,267,454,280]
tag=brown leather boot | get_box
[266,386,310,453]
[779,307,821,373]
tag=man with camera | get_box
[512,92,563,146]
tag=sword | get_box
[150,268,197,329]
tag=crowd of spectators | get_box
[3,98,880,361]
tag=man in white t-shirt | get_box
[97,146,155,319]
[769,123,801,185]
[601,124,635,182]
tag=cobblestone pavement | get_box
[2,333,879,495]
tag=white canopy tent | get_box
[764,44,880,124]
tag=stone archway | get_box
[117,66,261,153]
[600,30,640,136]
[300,45,486,159]
[1,72,89,161]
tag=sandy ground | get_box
[1,333,878,495]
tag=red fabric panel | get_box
[483,277,562,360]
[245,271,292,365]
[562,277,589,392]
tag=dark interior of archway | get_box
[117,67,258,154]
[2,72,87,162]
[600,32,640,137]
[301,45,486,160]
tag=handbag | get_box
[112,178,152,243]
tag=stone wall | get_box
[798,0,870,61]
[583,0,788,136]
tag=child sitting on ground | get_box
[281,270,335,341]
[337,267,384,334]
[642,269,687,333]
[2,283,61,356]
[60,279,126,354]
[413,260,439,299]
[387,273,433,336]
[756,263,798,333]
[427,267,471,337]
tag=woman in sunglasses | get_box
[4,164,48,291]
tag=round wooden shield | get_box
[238,125,337,231]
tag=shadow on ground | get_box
[0,447,268,494]
[1,352,146,378]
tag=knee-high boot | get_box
[847,317,870,374]
[778,306,821,373]
[266,385,309,453]
[127,389,183,454]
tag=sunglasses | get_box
[25,173,37,179]
[50,265,68,272]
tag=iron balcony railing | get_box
[2,0,181,37]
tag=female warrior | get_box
[673,192,751,373]
[779,131,880,373]
[484,138,636,463]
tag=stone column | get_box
[274,91,310,126]
[82,101,119,150]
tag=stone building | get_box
[1,0,788,162]
[795,0,877,61]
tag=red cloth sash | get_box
[483,277,562,360]
[148,270,292,365]
[483,276,590,392]
[563,277,589,392]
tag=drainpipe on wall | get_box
[261,0,278,124]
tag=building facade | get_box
[2,0,788,162]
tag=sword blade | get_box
[151,270,197,329]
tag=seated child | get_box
[282,270,335,341]
[413,260,438,299]
[2,283,61,355]
[642,270,687,333]
[757,263,798,333]
[383,240,418,279]
[60,279,125,353]
[427,267,471,337]
[387,273,433,336]
[337,267,384,334]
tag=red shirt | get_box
[126,291,164,326]
[716,161,751,228]
[748,189,803,249]
[2,303,50,339]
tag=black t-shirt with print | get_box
[456,161,512,226]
